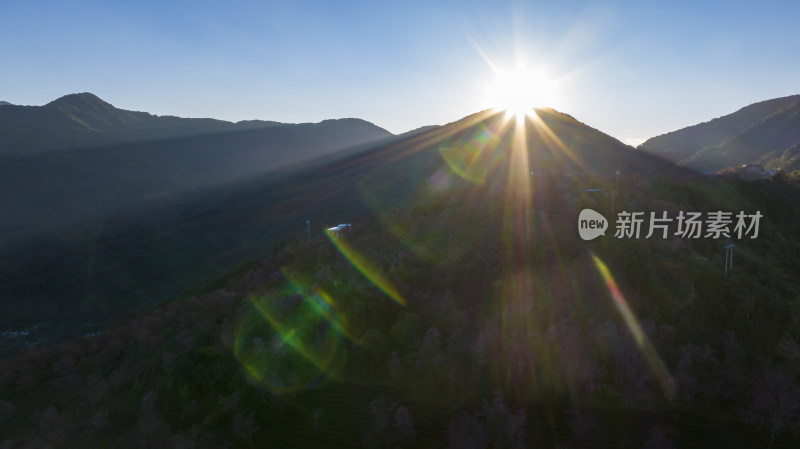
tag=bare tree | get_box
[363,398,416,449]
[743,367,800,447]
[447,412,487,449]
[232,411,260,449]
[643,426,676,449]
[388,351,404,379]
[313,407,325,431]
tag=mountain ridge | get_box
[0,93,396,258]
[639,94,800,171]
[0,93,393,154]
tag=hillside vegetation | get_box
[2,110,800,447]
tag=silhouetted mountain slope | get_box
[682,101,800,171]
[397,125,440,138]
[0,95,393,249]
[0,107,687,353]
[528,108,685,177]
[0,93,384,155]
[0,93,233,153]
[0,101,12,106]
[639,95,800,171]
[45,93,139,129]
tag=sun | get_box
[486,64,558,118]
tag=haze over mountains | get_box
[640,94,800,172]
[0,93,357,154]
[0,93,393,244]
[0,92,796,353]
[0,93,683,353]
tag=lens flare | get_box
[232,272,351,393]
[501,107,535,298]
[591,253,675,399]
[438,122,507,185]
[526,111,586,172]
[325,228,406,306]
[282,269,357,341]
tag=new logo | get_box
[578,209,608,241]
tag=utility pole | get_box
[611,170,620,216]
[724,243,735,275]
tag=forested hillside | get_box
[2,152,799,447]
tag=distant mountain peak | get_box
[0,101,12,106]
[46,92,114,110]
[320,117,374,126]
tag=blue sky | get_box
[3,0,800,144]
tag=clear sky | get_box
[2,0,800,144]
